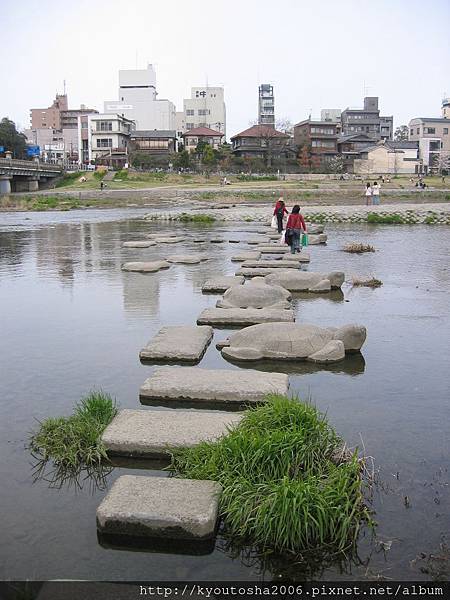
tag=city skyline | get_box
[1,0,449,138]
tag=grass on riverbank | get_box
[170,395,373,555]
[30,391,117,473]
[177,212,216,223]
[343,243,376,253]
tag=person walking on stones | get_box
[372,181,381,205]
[286,205,307,254]
[273,197,288,233]
[365,182,373,206]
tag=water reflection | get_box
[31,456,113,493]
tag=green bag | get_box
[302,233,309,247]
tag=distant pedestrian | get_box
[273,198,288,233]
[100,180,105,190]
[286,205,307,254]
[372,181,381,205]
[365,182,373,206]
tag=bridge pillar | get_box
[0,176,12,196]
[28,179,39,192]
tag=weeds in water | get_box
[178,213,215,223]
[367,213,403,224]
[352,277,383,288]
[30,391,117,488]
[343,243,375,254]
[170,395,373,556]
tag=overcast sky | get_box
[1,0,449,137]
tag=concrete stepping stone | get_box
[219,322,366,363]
[307,224,324,234]
[217,281,291,309]
[241,260,301,269]
[282,253,311,262]
[102,409,242,458]
[256,245,289,253]
[156,236,186,244]
[166,254,208,264]
[236,267,294,278]
[147,232,179,239]
[247,237,271,245]
[202,276,244,293]
[139,366,289,408]
[197,307,295,326]
[308,233,328,245]
[193,238,207,243]
[210,238,225,243]
[123,241,156,248]
[228,237,242,243]
[97,475,222,540]
[230,251,261,262]
[265,271,345,292]
[268,233,283,240]
[122,261,170,273]
[140,325,213,363]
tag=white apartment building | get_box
[176,87,226,138]
[83,113,135,164]
[104,64,176,130]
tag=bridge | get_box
[0,158,62,194]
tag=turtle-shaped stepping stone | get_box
[166,255,208,264]
[122,261,170,273]
[122,241,156,248]
[216,279,291,309]
[265,271,344,292]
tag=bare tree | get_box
[394,125,409,141]
[434,152,450,175]
[276,118,293,134]
[327,155,345,174]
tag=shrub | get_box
[343,243,375,253]
[178,213,215,223]
[114,169,129,180]
[367,213,403,224]
[352,277,383,288]
[236,174,278,182]
[170,396,372,555]
[93,170,106,180]
[55,171,82,188]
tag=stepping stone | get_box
[197,307,295,326]
[240,260,301,269]
[282,253,311,262]
[166,254,208,264]
[102,409,242,458]
[139,366,289,408]
[97,475,222,540]
[307,224,324,234]
[230,251,261,262]
[236,268,294,278]
[147,232,178,239]
[228,237,241,243]
[265,271,345,292]
[122,241,156,248]
[156,236,186,244]
[308,234,328,245]
[217,281,291,309]
[210,238,225,243]
[140,325,213,363]
[122,261,170,273]
[268,233,283,240]
[257,245,290,253]
[247,237,271,245]
[193,238,207,243]
[202,276,244,293]
[219,323,366,363]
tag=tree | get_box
[433,152,450,175]
[327,155,345,174]
[310,154,322,172]
[394,125,409,141]
[0,118,27,158]
[173,149,191,169]
[298,145,311,171]
[276,118,293,134]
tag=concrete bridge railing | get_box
[0,158,63,194]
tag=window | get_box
[198,122,207,127]
[81,121,88,129]
[312,140,335,148]
[444,128,448,135]
[96,121,113,132]
[198,109,210,116]
[425,127,436,134]
[310,127,334,134]
[186,123,194,129]
[417,128,419,134]
[96,138,113,148]
[410,129,414,136]
[186,109,194,116]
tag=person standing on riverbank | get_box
[286,205,307,254]
[365,182,373,206]
[273,198,288,233]
[372,181,381,205]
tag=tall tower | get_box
[442,97,450,119]
[258,84,275,128]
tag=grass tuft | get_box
[352,277,383,288]
[367,213,403,224]
[177,213,215,223]
[343,242,375,253]
[170,395,372,555]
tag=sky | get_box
[1,0,449,138]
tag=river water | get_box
[0,209,449,581]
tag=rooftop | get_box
[231,125,289,140]
[131,130,176,138]
[182,126,224,137]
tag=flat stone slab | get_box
[256,245,290,253]
[247,236,271,245]
[219,322,366,363]
[210,238,225,243]
[228,236,242,243]
[155,237,186,244]
[268,233,283,240]
[308,234,328,245]
[102,409,242,458]
[166,254,208,264]
[236,267,295,278]
[123,241,156,248]
[217,281,291,309]
[197,307,295,326]
[240,260,301,269]
[307,224,324,234]
[139,325,213,363]
[122,261,170,273]
[265,271,345,292]
[147,232,179,239]
[230,251,261,262]
[97,475,222,540]
[282,253,311,262]
[140,366,289,408]
[202,276,245,293]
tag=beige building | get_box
[182,127,224,153]
[408,115,450,172]
[176,87,226,138]
[353,140,420,175]
[84,113,135,167]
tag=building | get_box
[231,125,290,164]
[104,64,176,131]
[408,115,450,173]
[30,94,68,129]
[293,119,339,161]
[337,133,379,172]
[129,130,177,155]
[341,97,393,141]
[353,140,420,175]
[60,105,98,129]
[24,127,80,163]
[442,97,450,120]
[182,127,224,153]
[321,109,342,124]
[258,84,275,128]
[84,113,135,168]
[176,87,226,138]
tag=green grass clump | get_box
[170,396,372,555]
[55,171,82,188]
[367,212,403,224]
[343,242,375,253]
[31,196,59,211]
[30,391,117,471]
[178,213,215,223]
[236,174,278,182]
[93,170,106,180]
[114,169,129,180]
